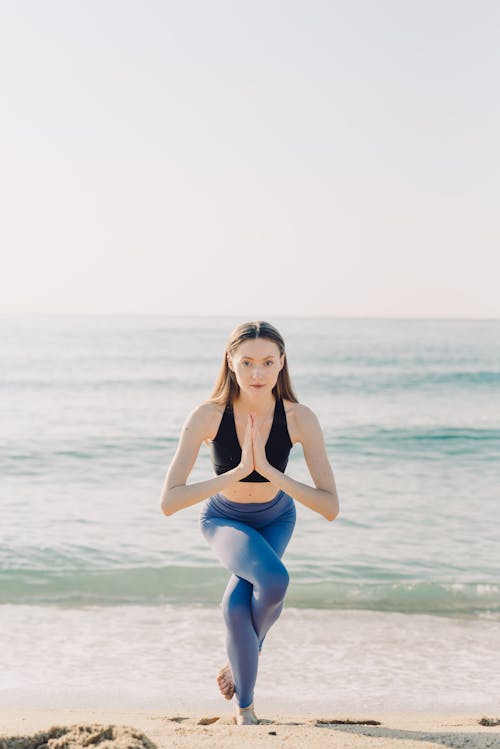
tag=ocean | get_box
[1,315,499,714]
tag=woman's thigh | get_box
[201,517,288,583]
[259,506,296,559]
[220,511,296,613]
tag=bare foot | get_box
[216,663,234,700]
[235,702,259,725]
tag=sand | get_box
[1,707,500,749]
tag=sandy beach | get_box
[1,707,499,749]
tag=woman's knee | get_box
[257,561,290,604]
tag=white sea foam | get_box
[0,603,498,714]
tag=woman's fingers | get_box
[240,414,255,475]
[244,413,253,445]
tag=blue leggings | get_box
[199,490,296,708]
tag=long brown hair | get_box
[210,321,298,406]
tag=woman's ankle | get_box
[237,701,254,711]
[235,702,259,725]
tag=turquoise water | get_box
[2,315,500,712]
[1,315,500,616]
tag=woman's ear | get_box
[227,354,234,372]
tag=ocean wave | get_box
[333,426,500,458]
[1,566,499,618]
[294,369,500,393]
[3,368,500,393]
[2,426,498,475]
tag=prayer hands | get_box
[250,413,270,476]
[238,413,270,479]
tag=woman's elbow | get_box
[324,495,340,522]
[161,501,173,516]
[323,509,337,521]
[160,491,176,516]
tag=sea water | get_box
[1,315,499,713]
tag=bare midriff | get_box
[217,481,283,504]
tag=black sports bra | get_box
[209,397,293,482]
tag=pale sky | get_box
[1,0,499,318]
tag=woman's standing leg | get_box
[201,512,295,708]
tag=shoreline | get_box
[2,604,499,717]
[1,707,499,749]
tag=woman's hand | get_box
[237,414,255,479]
[251,412,271,477]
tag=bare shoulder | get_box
[283,399,321,444]
[190,400,225,444]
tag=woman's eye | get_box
[265,361,273,366]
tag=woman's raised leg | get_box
[253,512,296,651]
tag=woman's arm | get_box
[160,404,253,516]
[252,405,339,521]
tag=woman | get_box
[160,320,339,725]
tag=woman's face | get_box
[228,338,284,397]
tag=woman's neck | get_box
[233,391,276,417]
